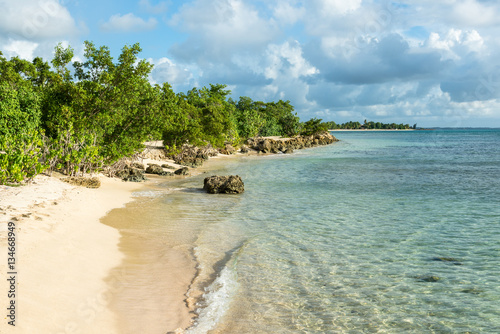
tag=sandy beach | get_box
[0,156,243,333]
[0,174,143,333]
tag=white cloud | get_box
[315,0,362,16]
[425,29,484,60]
[149,57,194,88]
[273,1,305,25]
[2,40,39,60]
[450,0,499,27]
[170,0,279,59]
[264,41,319,80]
[101,13,157,32]
[0,0,79,39]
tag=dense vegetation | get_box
[0,42,304,184]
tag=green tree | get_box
[300,118,329,136]
[0,54,46,184]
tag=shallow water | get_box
[107,129,500,333]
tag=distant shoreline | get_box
[329,128,416,131]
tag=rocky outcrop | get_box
[161,164,176,169]
[145,164,171,176]
[130,162,145,170]
[173,144,218,168]
[140,147,167,160]
[219,143,236,155]
[246,131,338,154]
[174,167,190,175]
[203,175,244,194]
[62,176,101,188]
[115,167,147,182]
[239,145,249,153]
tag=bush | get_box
[300,118,329,136]
[0,130,46,184]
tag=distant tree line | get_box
[323,120,416,130]
[0,42,316,184]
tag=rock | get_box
[240,145,249,153]
[174,167,190,175]
[130,162,145,170]
[431,257,463,265]
[172,144,217,168]
[246,132,338,154]
[146,164,171,176]
[178,158,205,168]
[220,143,236,155]
[116,167,147,182]
[62,177,101,188]
[203,175,244,194]
[258,139,272,153]
[461,287,483,295]
[415,275,440,282]
[283,148,294,154]
[128,168,148,181]
[162,164,176,169]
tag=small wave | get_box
[185,240,249,334]
[132,190,166,198]
[185,264,238,334]
[132,188,187,198]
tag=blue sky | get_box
[1,0,500,127]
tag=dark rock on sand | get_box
[174,167,190,175]
[62,176,101,188]
[220,143,237,155]
[240,145,249,153]
[131,162,145,170]
[173,144,218,168]
[116,167,147,182]
[146,164,171,176]
[203,175,244,194]
[161,164,176,169]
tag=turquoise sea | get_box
[115,129,500,333]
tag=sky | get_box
[1,0,500,127]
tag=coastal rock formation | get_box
[240,145,249,153]
[203,175,244,194]
[130,162,145,170]
[219,143,236,155]
[161,164,176,169]
[146,164,171,176]
[173,144,218,167]
[115,167,147,182]
[174,167,190,175]
[246,131,338,154]
[62,176,101,188]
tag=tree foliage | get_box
[323,120,411,130]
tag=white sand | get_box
[0,175,140,333]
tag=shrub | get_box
[0,130,46,184]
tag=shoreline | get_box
[0,133,337,333]
[0,152,260,333]
[329,128,415,131]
